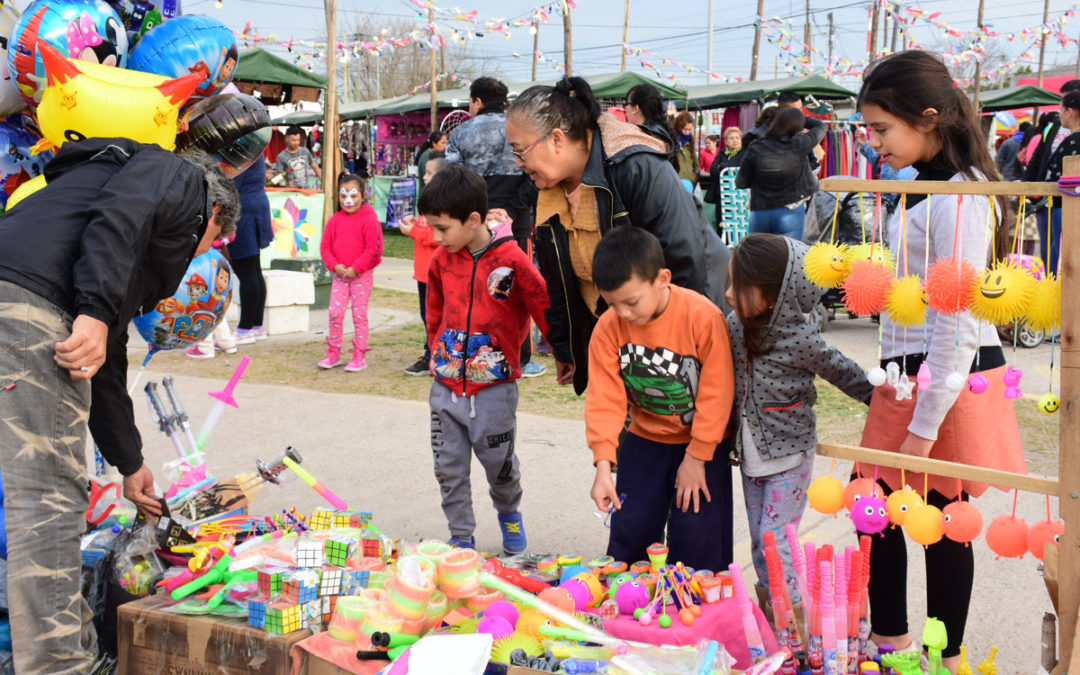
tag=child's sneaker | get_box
[344,355,367,372]
[252,325,269,341]
[447,535,475,549]
[235,328,257,345]
[318,348,342,369]
[521,361,546,378]
[215,342,238,354]
[185,344,214,359]
[404,355,431,376]
[498,511,527,555]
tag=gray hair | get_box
[178,148,240,235]
[507,76,600,143]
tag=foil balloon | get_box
[5,171,45,210]
[0,1,26,116]
[35,40,202,151]
[942,501,983,546]
[0,116,51,210]
[127,14,237,101]
[105,0,181,42]
[985,514,1029,559]
[807,475,845,514]
[1027,519,1064,561]
[175,93,270,178]
[133,249,234,359]
[10,0,129,107]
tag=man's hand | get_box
[898,432,934,458]
[675,454,711,513]
[399,215,416,236]
[123,463,162,518]
[54,315,108,380]
[555,360,575,385]
[591,461,621,512]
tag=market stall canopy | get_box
[365,87,473,116]
[978,85,1060,112]
[582,72,686,100]
[686,75,855,108]
[340,96,404,120]
[272,110,323,126]
[233,49,329,106]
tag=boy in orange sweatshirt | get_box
[587,227,735,571]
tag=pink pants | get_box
[327,270,373,353]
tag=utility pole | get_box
[828,12,834,67]
[342,52,349,104]
[973,0,986,108]
[532,20,539,81]
[890,5,899,54]
[775,54,779,79]
[562,0,572,76]
[706,0,713,76]
[429,7,437,130]
[622,0,630,72]
[869,0,880,63]
[803,0,811,67]
[1037,0,1050,87]
[750,0,764,81]
[322,0,338,225]
[881,2,888,56]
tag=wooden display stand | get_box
[818,162,1078,672]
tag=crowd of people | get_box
[0,47,1069,673]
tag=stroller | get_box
[803,185,887,332]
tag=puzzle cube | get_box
[319,565,344,597]
[343,568,370,594]
[256,567,289,598]
[309,507,334,531]
[348,511,373,528]
[320,596,337,625]
[281,569,320,604]
[361,537,382,559]
[323,536,356,567]
[247,596,268,628]
[265,601,305,634]
[295,539,325,568]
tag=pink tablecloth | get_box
[601,597,780,670]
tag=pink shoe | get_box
[344,355,367,372]
[185,344,214,359]
[318,348,342,369]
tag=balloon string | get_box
[829,191,841,245]
[900,194,909,276]
[872,465,880,497]
[1010,195,1025,259]
[859,192,867,246]
[951,194,963,259]
[1046,493,1052,521]
[923,471,928,500]
[901,468,906,488]
[127,364,147,396]
[1011,489,1019,518]
[956,478,962,503]
[829,457,836,478]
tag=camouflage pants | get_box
[0,281,96,674]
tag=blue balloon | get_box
[0,116,52,211]
[133,249,234,357]
[105,0,181,42]
[8,0,129,107]
[127,14,236,102]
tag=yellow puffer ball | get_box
[804,241,851,289]
[904,502,945,546]
[848,243,895,272]
[884,275,926,327]
[1025,276,1061,334]
[970,261,1036,325]
[886,486,922,527]
[807,475,845,514]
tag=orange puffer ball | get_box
[942,501,983,546]
[925,257,979,315]
[843,477,876,511]
[985,514,1029,559]
[842,260,894,316]
[1026,519,1064,561]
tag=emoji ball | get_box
[1027,519,1064,561]
[942,501,983,546]
[804,241,851,288]
[852,496,890,535]
[970,261,1036,325]
[886,486,922,527]
[885,274,927,327]
[807,475,845,514]
[904,503,945,546]
[985,514,1029,559]
[477,615,514,640]
[1038,393,1060,415]
[848,242,895,270]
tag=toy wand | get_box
[282,456,349,510]
[146,381,185,459]
[162,375,201,456]
[196,356,250,451]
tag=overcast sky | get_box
[189,0,1079,89]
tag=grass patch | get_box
[383,230,415,260]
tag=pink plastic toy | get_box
[1003,366,1023,399]
[916,362,932,392]
[614,579,650,615]
[968,372,988,394]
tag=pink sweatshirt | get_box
[320,203,383,274]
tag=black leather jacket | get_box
[534,121,731,394]
[735,118,825,211]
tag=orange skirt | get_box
[858,365,1026,499]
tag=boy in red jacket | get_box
[420,164,550,553]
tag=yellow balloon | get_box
[5,174,46,211]
[35,42,203,152]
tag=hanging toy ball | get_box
[843,477,876,511]
[968,372,989,394]
[985,514,1030,559]
[886,486,922,527]
[852,496,890,535]
[1038,393,1061,415]
[884,275,927,327]
[678,607,695,626]
[842,260,894,316]
[942,501,983,546]
[657,613,673,628]
[848,242,895,271]
[904,502,946,546]
[804,241,851,289]
[1027,519,1064,561]
[945,372,966,392]
[1025,275,1061,334]
[868,367,887,387]
[924,257,979,315]
[970,261,1036,326]
[807,475,845,514]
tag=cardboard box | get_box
[118,595,311,675]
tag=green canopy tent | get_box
[978,85,1060,113]
[271,109,323,126]
[583,72,686,100]
[686,74,855,108]
[233,48,329,106]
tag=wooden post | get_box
[562,0,572,76]
[532,20,539,81]
[869,0,880,63]
[828,12,834,66]
[428,7,437,131]
[803,0,811,65]
[706,0,713,75]
[889,5,899,54]
[322,0,338,225]
[750,0,764,81]
[973,0,986,108]
[1056,153,1080,672]
[1038,0,1051,87]
[622,0,630,73]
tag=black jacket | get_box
[533,118,732,394]
[735,118,825,211]
[1023,120,1062,184]
[0,138,209,474]
[703,149,745,203]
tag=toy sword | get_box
[146,381,186,459]
[162,375,200,457]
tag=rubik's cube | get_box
[295,539,325,568]
[281,569,320,604]
[343,568,370,594]
[309,507,335,531]
[361,536,382,559]
[323,537,356,567]
[320,596,337,626]
[257,567,288,597]
[318,565,344,597]
[348,511,373,528]
[247,597,268,628]
[264,601,304,634]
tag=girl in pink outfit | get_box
[319,174,383,371]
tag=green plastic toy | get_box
[923,617,949,675]
[880,651,922,675]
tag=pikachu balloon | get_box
[34,40,201,152]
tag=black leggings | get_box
[230,254,267,330]
[864,480,973,658]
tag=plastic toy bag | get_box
[609,640,733,675]
[111,523,165,597]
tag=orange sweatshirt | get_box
[585,285,735,466]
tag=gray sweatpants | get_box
[429,380,522,539]
[0,281,97,674]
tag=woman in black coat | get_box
[227,156,274,341]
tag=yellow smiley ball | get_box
[804,242,851,289]
[970,262,1036,325]
[1038,393,1060,415]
